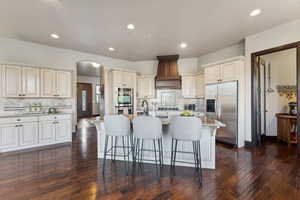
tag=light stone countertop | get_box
[0,113,72,118]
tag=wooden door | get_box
[77,83,93,119]
[22,67,40,97]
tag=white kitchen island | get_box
[95,117,225,169]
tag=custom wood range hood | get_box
[155,55,181,89]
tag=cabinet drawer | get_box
[0,116,38,125]
[39,114,71,122]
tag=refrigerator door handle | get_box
[218,98,222,118]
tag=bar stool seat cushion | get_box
[132,116,162,139]
[104,115,131,136]
[170,116,202,141]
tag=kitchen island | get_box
[94,116,225,169]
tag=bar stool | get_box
[132,116,163,166]
[169,116,203,185]
[101,115,132,173]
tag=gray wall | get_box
[198,42,245,71]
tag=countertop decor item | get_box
[277,85,296,99]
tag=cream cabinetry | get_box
[1,65,72,98]
[112,70,136,88]
[195,74,205,98]
[0,114,72,153]
[137,76,155,99]
[2,65,40,97]
[204,59,241,84]
[41,69,72,98]
[182,74,204,98]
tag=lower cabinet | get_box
[0,114,72,152]
[0,124,19,150]
[55,119,72,142]
[39,121,55,144]
[19,122,39,147]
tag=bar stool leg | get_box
[197,140,203,186]
[153,139,158,166]
[170,138,174,167]
[158,139,162,166]
[160,139,164,166]
[103,135,109,173]
[173,139,178,167]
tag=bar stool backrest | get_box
[170,116,202,141]
[132,116,162,139]
[104,115,131,136]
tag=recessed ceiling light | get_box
[108,47,115,51]
[180,43,187,49]
[127,24,135,30]
[250,9,261,17]
[91,62,100,68]
[51,33,59,39]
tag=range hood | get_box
[155,55,181,89]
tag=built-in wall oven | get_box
[115,88,134,114]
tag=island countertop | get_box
[92,115,225,169]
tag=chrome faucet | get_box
[141,100,149,116]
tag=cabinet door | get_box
[112,71,123,87]
[55,119,72,142]
[3,65,22,97]
[41,69,56,97]
[22,67,40,97]
[146,78,155,98]
[196,74,205,98]
[220,62,237,82]
[204,65,220,84]
[56,71,72,98]
[182,76,196,98]
[39,121,55,144]
[0,124,19,149]
[137,78,144,98]
[19,122,38,146]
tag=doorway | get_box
[77,83,93,119]
[251,42,300,154]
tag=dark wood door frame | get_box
[77,82,93,119]
[251,41,300,154]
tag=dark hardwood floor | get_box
[0,126,300,200]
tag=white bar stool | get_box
[170,116,203,185]
[132,116,163,166]
[101,115,132,173]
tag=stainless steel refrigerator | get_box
[205,81,238,146]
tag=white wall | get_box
[77,75,101,115]
[261,48,297,136]
[0,38,134,131]
[198,42,245,70]
[245,19,300,141]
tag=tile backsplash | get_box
[0,98,73,116]
[137,89,204,112]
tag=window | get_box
[96,85,101,103]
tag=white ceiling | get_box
[1,0,300,61]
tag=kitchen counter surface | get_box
[0,113,72,118]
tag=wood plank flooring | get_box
[0,126,300,200]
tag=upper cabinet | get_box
[204,57,245,84]
[112,70,136,88]
[137,76,155,99]
[181,74,204,98]
[3,65,39,97]
[1,65,72,98]
[41,69,72,98]
[56,71,72,98]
